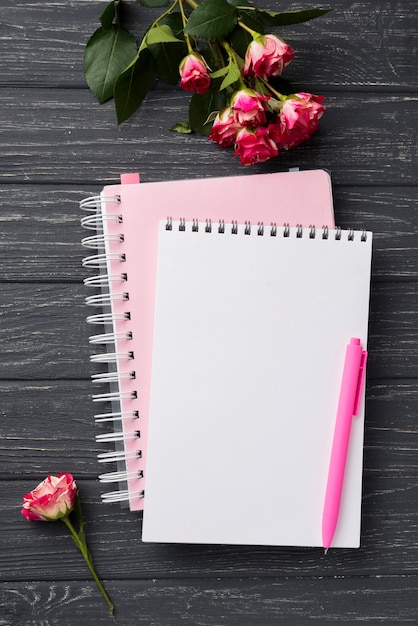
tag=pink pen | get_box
[322,338,367,552]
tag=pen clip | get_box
[353,350,368,416]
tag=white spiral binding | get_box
[82,253,125,268]
[96,430,140,443]
[92,390,136,402]
[81,213,122,230]
[81,233,124,249]
[86,312,130,325]
[98,470,144,483]
[97,449,141,463]
[81,192,141,505]
[101,490,144,503]
[90,352,134,364]
[84,273,127,287]
[91,371,135,384]
[80,195,120,212]
[94,411,139,423]
[85,292,129,306]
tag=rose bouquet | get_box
[84,0,331,165]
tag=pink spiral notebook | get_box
[81,169,335,511]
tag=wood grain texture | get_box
[1,89,418,185]
[1,576,418,625]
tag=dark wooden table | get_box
[1,0,418,623]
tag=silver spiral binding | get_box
[165,219,369,242]
[81,192,142,507]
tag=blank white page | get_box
[142,222,372,547]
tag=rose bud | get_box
[244,34,295,79]
[234,126,278,166]
[179,53,211,95]
[21,473,77,521]
[208,107,241,147]
[230,89,270,127]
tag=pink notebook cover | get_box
[93,170,335,510]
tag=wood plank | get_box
[1,89,418,185]
[1,576,418,624]
[1,185,417,282]
[2,0,418,89]
[3,477,418,579]
[0,282,417,379]
[1,380,417,479]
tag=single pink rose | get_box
[21,473,77,521]
[234,126,278,166]
[208,107,241,147]
[230,89,270,127]
[269,93,326,150]
[179,53,211,95]
[244,34,295,79]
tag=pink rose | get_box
[21,473,77,521]
[230,88,270,127]
[179,53,211,95]
[244,34,295,79]
[269,93,326,150]
[234,127,278,166]
[208,107,241,147]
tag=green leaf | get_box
[212,58,241,90]
[254,8,333,27]
[189,87,226,136]
[100,1,116,30]
[185,0,238,40]
[84,26,138,104]
[170,121,192,134]
[147,14,187,84]
[210,66,229,79]
[137,0,170,7]
[148,41,188,84]
[114,49,156,124]
[146,24,182,45]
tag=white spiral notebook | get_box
[80,169,336,516]
[142,221,372,547]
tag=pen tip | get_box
[324,548,328,555]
